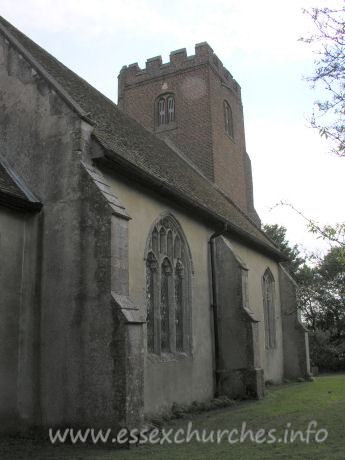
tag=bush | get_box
[309,329,345,372]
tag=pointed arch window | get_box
[158,98,166,125]
[145,214,192,355]
[175,260,184,352]
[167,96,175,122]
[262,268,276,349]
[146,253,157,353]
[224,101,234,138]
[157,94,175,127]
[160,258,172,352]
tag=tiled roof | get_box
[0,16,281,258]
[0,161,27,201]
[0,154,41,211]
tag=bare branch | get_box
[301,7,345,157]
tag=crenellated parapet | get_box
[118,42,240,95]
[117,41,252,216]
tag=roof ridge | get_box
[0,17,128,125]
[164,136,270,241]
[0,15,280,257]
[0,153,41,211]
[0,16,94,124]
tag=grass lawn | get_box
[1,374,344,459]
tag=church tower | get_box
[118,42,260,225]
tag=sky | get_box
[2,0,344,257]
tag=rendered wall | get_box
[101,166,292,410]
[0,34,123,430]
[279,265,310,379]
[101,168,215,415]
[0,27,307,433]
[213,236,264,399]
[229,241,284,383]
[0,208,25,429]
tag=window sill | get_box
[225,132,235,143]
[155,122,177,133]
[147,351,191,363]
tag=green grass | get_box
[1,374,344,459]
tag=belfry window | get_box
[224,101,234,138]
[167,96,175,122]
[262,268,276,349]
[157,94,175,126]
[145,213,192,355]
[158,98,166,125]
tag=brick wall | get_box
[208,65,247,211]
[118,42,257,219]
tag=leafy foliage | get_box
[273,202,345,263]
[301,7,345,156]
[308,221,345,264]
[264,221,345,371]
[263,224,305,278]
[298,247,345,371]
[309,330,345,372]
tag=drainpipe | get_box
[209,223,228,396]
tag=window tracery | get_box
[262,268,276,349]
[224,100,234,138]
[145,214,192,355]
[157,94,175,127]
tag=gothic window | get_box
[145,213,193,355]
[160,227,166,254]
[224,101,234,138]
[157,94,175,127]
[262,268,276,349]
[146,253,157,353]
[167,96,175,122]
[174,235,181,258]
[167,230,173,258]
[158,98,166,125]
[160,258,171,352]
[175,260,184,352]
[152,227,158,253]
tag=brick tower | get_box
[118,42,260,225]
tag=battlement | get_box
[119,42,240,94]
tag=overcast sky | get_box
[2,0,344,256]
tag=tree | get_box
[263,224,305,279]
[273,201,345,264]
[299,248,345,333]
[300,7,345,157]
[308,221,345,264]
[297,7,345,368]
[264,222,345,371]
[298,247,345,371]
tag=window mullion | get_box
[146,216,192,357]
[155,264,161,354]
[168,270,176,353]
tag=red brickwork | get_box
[118,42,258,221]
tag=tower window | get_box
[224,101,234,138]
[157,94,175,126]
[158,98,166,125]
[167,96,175,122]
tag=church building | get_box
[0,16,310,432]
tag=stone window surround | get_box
[155,93,177,132]
[144,212,193,359]
[262,267,277,349]
[224,100,234,140]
